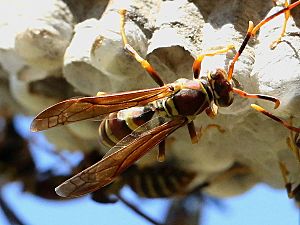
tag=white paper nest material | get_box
[0,0,299,198]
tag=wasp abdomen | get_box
[99,107,155,148]
[124,165,196,198]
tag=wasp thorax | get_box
[209,68,234,107]
[166,79,211,116]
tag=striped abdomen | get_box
[99,79,213,148]
[123,164,196,198]
[99,106,155,148]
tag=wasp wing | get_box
[55,117,187,198]
[31,86,173,132]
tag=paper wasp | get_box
[30,1,300,198]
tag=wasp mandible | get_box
[30,1,300,198]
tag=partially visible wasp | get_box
[163,162,253,225]
[78,149,197,225]
[30,1,300,198]
[278,117,300,206]
[0,116,73,201]
[85,149,252,225]
[286,118,300,162]
[0,117,35,187]
[0,116,71,225]
[271,0,296,48]
[279,161,300,206]
[79,149,197,203]
[0,119,188,225]
[0,116,195,225]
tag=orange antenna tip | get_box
[274,99,280,109]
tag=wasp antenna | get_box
[252,0,300,42]
[251,104,300,132]
[228,0,300,80]
[227,21,254,81]
[232,88,280,109]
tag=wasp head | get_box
[208,68,234,107]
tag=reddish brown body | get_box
[29,2,300,198]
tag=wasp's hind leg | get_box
[118,9,164,87]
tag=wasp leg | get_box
[192,44,235,79]
[251,0,300,49]
[270,0,290,49]
[253,0,300,49]
[118,9,164,87]
[286,117,300,162]
[294,132,300,162]
[279,161,295,198]
[227,1,300,81]
[187,121,198,144]
[195,124,225,142]
[157,140,166,162]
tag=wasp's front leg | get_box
[119,9,164,87]
[270,0,291,49]
[192,44,235,79]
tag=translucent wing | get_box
[55,117,187,198]
[31,86,173,132]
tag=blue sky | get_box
[0,182,299,225]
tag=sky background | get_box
[0,182,299,225]
[0,116,299,225]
